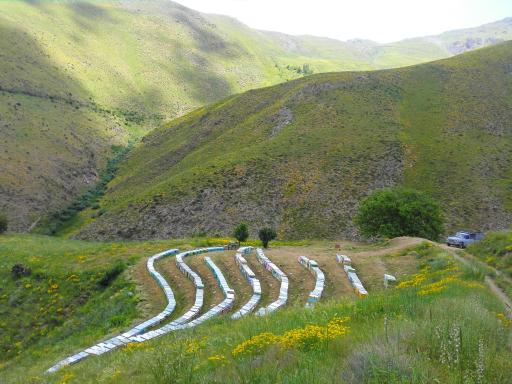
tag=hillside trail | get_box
[350,236,426,257]
[354,236,512,318]
[436,243,512,319]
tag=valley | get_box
[1,0,511,232]
[1,2,512,382]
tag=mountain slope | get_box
[1,0,511,231]
[74,42,512,240]
[0,0,364,231]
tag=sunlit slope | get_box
[75,43,512,240]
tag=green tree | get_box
[354,187,443,240]
[0,213,7,234]
[233,223,249,244]
[258,227,277,249]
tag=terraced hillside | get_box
[2,1,512,232]
[1,234,511,383]
[74,42,512,240]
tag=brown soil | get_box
[159,256,196,320]
[188,255,224,311]
[210,251,252,312]
[244,252,279,308]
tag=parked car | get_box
[224,242,239,250]
[446,231,484,248]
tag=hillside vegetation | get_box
[74,42,512,240]
[1,237,510,383]
[1,0,511,231]
[468,231,512,297]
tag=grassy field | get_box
[73,42,512,241]
[1,235,510,383]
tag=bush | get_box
[354,187,444,240]
[98,261,126,288]
[259,227,277,249]
[11,264,31,279]
[233,223,249,244]
[0,213,7,234]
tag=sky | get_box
[174,0,512,43]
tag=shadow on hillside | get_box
[171,40,234,105]
[66,1,117,31]
[0,23,116,231]
[153,1,248,59]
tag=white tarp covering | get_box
[231,251,262,319]
[255,248,288,316]
[297,256,325,306]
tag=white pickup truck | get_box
[446,231,484,248]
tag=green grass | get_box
[74,42,512,241]
[468,231,512,277]
[2,239,510,383]
[467,230,512,297]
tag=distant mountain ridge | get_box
[0,0,510,231]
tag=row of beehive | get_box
[47,248,181,373]
[47,247,229,373]
[335,255,368,297]
[133,249,232,337]
[255,248,288,315]
[131,249,230,339]
[181,256,236,326]
[231,248,261,319]
[298,256,325,304]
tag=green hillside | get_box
[72,42,512,241]
[0,0,364,232]
[1,0,511,232]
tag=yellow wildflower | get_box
[418,276,457,295]
[232,317,350,357]
[124,342,146,353]
[59,372,75,384]
[496,313,512,328]
[207,354,228,366]
[232,332,280,357]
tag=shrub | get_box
[354,187,444,240]
[98,261,126,288]
[0,213,7,234]
[233,223,249,243]
[11,264,31,279]
[258,227,277,249]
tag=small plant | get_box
[98,261,126,288]
[11,263,32,279]
[0,212,7,234]
[233,223,249,244]
[354,187,444,240]
[258,227,277,249]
